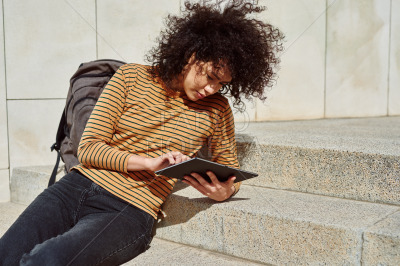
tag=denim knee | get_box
[20,244,62,266]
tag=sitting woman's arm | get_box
[77,67,189,173]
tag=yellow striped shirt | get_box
[74,63,240,219]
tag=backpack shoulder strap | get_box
[48,107,67,186]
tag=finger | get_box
[174,154,182,164]
[183,174,198,185]
[183,176,208,195]
[182,155,191,162]
[170,151,183,158]
[166,152,176,165]
[190,172,208,185]
[224,175,236,187]
[183,175,201,189]
[206,171,220,185]
[170,151,186,164]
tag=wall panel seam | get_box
[324,0,328,118]
[387,0,392,116]
[2,0,10,177]
[95,0,98,60]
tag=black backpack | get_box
[49,59,126,186]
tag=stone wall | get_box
[0,0,399,201]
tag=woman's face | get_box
[181,61,232,101]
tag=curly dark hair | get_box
[146,0,284,110]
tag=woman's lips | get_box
[196,91,205,99]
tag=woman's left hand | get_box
[182,171,236,201]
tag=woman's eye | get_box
[207,75,213,80]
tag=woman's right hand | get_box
[146,151,191,172]
[127,151,190,172]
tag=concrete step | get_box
[130,236,264,266]
[10,165,65,205]
[157,183,400,265]
[0,202,263,265]
[8,165,400,265]
[236,117,400,206]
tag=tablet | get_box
[155,157,258,183]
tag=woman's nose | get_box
[204,83,220,95]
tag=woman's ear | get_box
[182,53,196,72]
[188,53,196,64]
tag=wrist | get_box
[143,157,153,171]
[127,155,151,171]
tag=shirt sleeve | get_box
[77,66,133,173]
[208,98,241,194]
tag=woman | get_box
[0,0,283,265]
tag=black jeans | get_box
[0,170,155,265]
